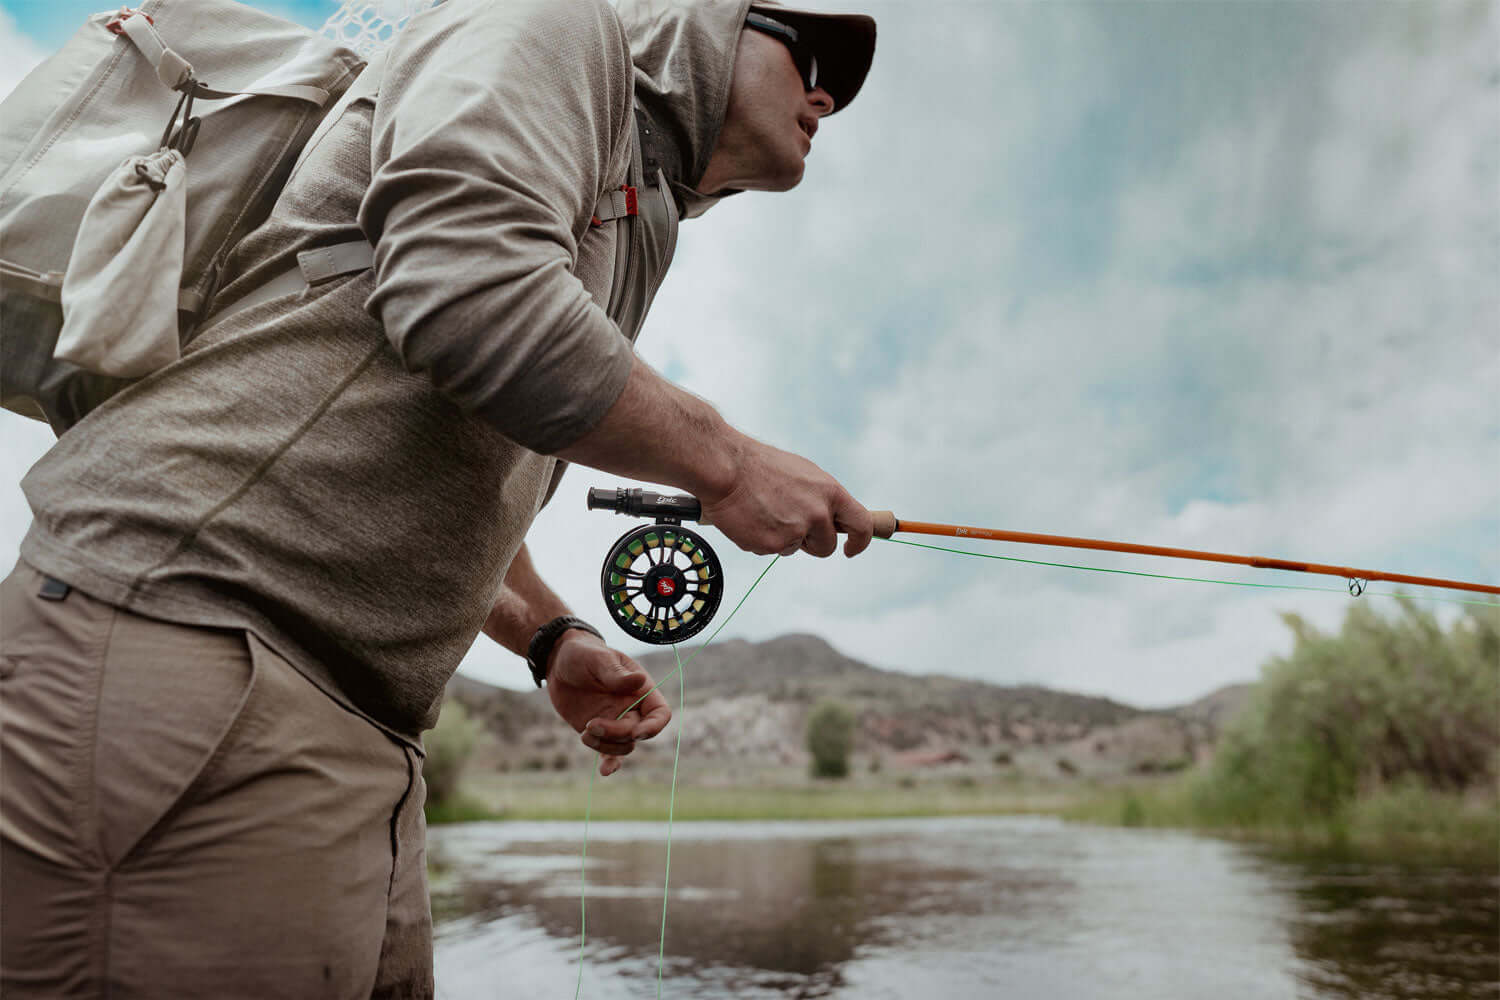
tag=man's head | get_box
[698,4,876,195]
[616,0,875,216]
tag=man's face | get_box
[703,24,836,193]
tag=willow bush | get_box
[1196,601,1499,827]
[423,698,483,810]
[806,700,855,779]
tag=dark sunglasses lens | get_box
[794,49,817,91]
[747,16,819,92]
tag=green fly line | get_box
[574,555,781,999]
[878,537,1500,608]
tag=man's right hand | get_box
[698,436,873,559]
[557,357,875,560]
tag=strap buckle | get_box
[106,7,154,35]
[590,185,639,227]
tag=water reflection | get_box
[428,818,1498,999]
[1258,850,1500,999]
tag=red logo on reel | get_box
[656,578,677,597]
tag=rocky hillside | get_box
[445,634,1253,779]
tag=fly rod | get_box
[868,511,1500,597]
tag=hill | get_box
[444,634,1252,779]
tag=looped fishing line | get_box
[574,556,781,999]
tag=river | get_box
[427,816,1498,999]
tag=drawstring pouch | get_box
[54,146,187,377]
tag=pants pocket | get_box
[0,562,116,869]
[92,607,258,868]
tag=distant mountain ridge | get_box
[446,634,1252,777]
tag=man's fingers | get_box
[587,717,640,743]
[804,515,838,558]
[600,756,622,777]
[836,495,875,557]
[632,691,672,740]
[581,730,636,756]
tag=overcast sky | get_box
[2,0,1496,708]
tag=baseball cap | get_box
[748,2,877,114]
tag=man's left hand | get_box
[546,631,672,776]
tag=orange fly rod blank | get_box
[867,512,1500,597]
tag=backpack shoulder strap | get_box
[116,12,333,105]
[289,49,388,181]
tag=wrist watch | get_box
[526,615,603,687]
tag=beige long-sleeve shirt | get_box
[20,0,744,740]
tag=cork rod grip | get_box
[870,510,898,539]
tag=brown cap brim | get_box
[749,2,877,115]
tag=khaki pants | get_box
[0,562,433,998]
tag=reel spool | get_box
[588,488,724,645]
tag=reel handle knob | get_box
[587,487,703,522]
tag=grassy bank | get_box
[1061,774,1500,865]
[427,766,1498,866]
[447,768,1075,823]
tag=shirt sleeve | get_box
[359,0,637,454]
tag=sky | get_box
[2,0,1496,709]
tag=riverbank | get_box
[436,767,1074,823]
[429,766,1499,866]
[1060,774,1500,865]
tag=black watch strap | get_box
[526,615,602,687]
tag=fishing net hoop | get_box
[319,0,444,58]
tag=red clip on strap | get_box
[106,6,154,35]
[590,185,639,227]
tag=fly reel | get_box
[587,487,723,645]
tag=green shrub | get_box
[806,700,855,779]
[1197,602,1499,828]
[422,699,482,810]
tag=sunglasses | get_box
[745,12,820,93]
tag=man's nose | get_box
[809,87,835,116]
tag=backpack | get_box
[0,0,365,433]
[0,0,647,436]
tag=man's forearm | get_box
[483,543,574,657]
[555,356,745,504]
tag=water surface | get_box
[429,816,1498,999]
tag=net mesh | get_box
[319,0,443,58]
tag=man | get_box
[0,0,877,995]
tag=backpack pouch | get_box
[55,148,187,378]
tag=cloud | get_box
[0,8,46,98]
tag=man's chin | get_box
[733,158,806,193]
[768,161,807,192]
